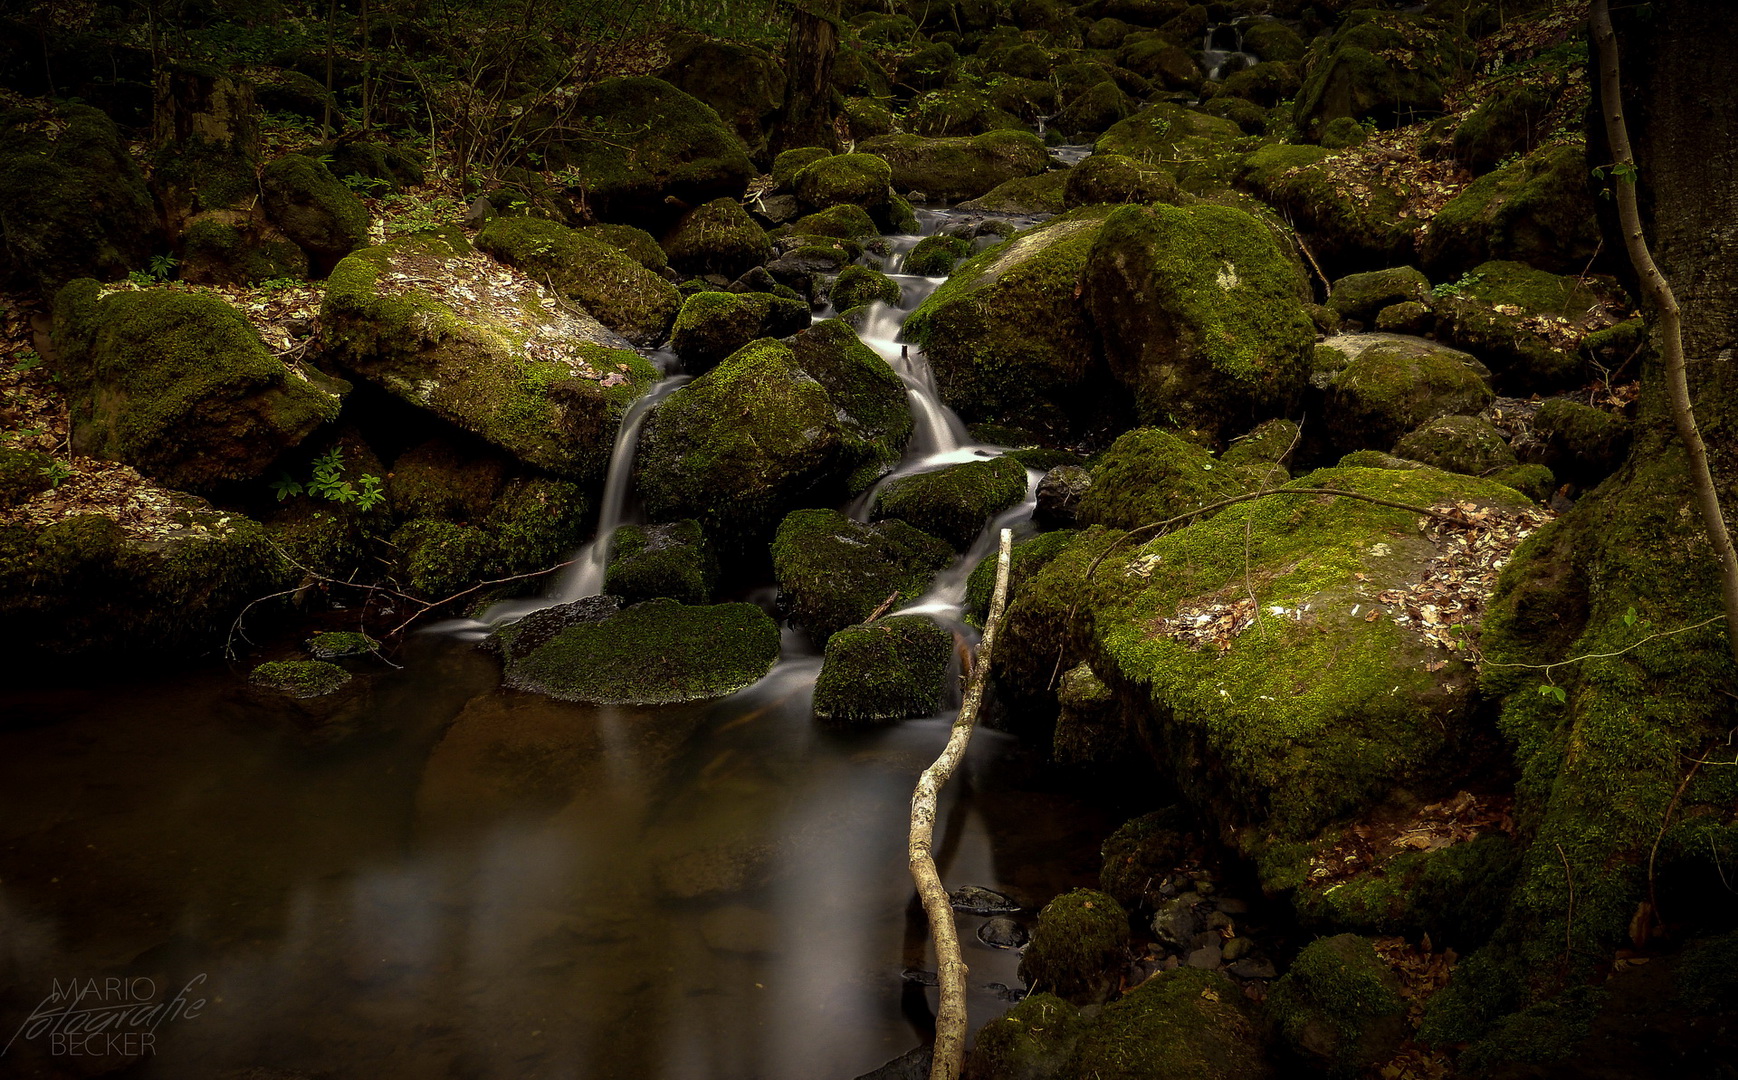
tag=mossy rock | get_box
[1017,888,1129,1004]
[669,290,812,374]
[259,153,371,276]
[793,202,881,241]
[1266,934,1406,1075]
[0,104,161,291]
[1430,260,1604,392]
[1066,967,1274,1079]
[1242,19,1306,63]
[476,216,680,346]
[964,992,1086,1080]
[1118,37,1203,92]
[391,519,488,597]
[1075,427,1257,531]
[500,598,779,704]
[314,140,425,191]
[51,281,343,493]
[1222,417,1301,468]
[871,456,1029,550]
[1420,142,1599,277]
[1319,333,1493,454]
[998,467,1532,851]
[250,659,352,698]
[0,446,55,507]
[480,476,591,577]
[812,615,952,725]
[857,130,1049,201]
[1327,266,1431,323]
[180,216,310,286]
[638,340,847,551]
[654,37,785,160]
[895,40,959,91]
[903,235,972,277]
[320,235,659,482]
[794,152,895,217]
[1237,143,1416,274]
[1532,398,1630,487]
[661,197,774,279]
[1219,61,1301,109]
[842,96,896,141]
[1057,80,1135,137]
[1053,661,1128,768]
[1099,806,1190,912]
[546,76,754,227]
[956,171,1069,215]
[1061,153,1178,208]
[1202,94,1271,136]
[1093,103,1248,193]
[1392,414,1516,476]
[306,631,380,659]
[386,438,509,522]
[830,264,901,310]
[1293,834,1520,946]
[1081,201,1315,441]
[1317,116,1369,150]
[770,508,953,644]
[1488,462,1555,502]
[255,70,338,124]
[790,318,913,494]
[964,528,1078,627]
[987,77,1060,124]
[605,519,717,604]
[906,206,1121,439]
[1451,85,1552,174]
[576,223,668,273]
[1292,11,1470,138]
[773,146,833,188]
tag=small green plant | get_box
[1537,683,1568,705]
[256,276,301,293]
[12,349,41,373]
[273,448,387,511]
[39,461,73,488]
[1431,270,1485,299]
[342,172,393,196]
[128,253,179,286]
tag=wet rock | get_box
[978,916,1030,950]
[771,510,954,644]
[956,172,1068,216]
[1315,332,1493,454]
[1018,888,1128,1005]
[902,234,973,277]
[669,290,811,374]
[857,130,1049,202]
[789,319,915,494]
[871,456,1029,550]
[830,264,901,310]
[305,631,379,659]
[951,885,1021,916]
[1151,894,1205,951]
[813,616,952,726]
[249,659,351,699]
[1034,466,1091,529]
[1222,936,1255,962]
[605,520,718,605]
[1053,663,1131,770]
[1100,807,1190,913]
[1266,934,1406,1075]
[1228,956,1278,980]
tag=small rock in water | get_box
[976,916,1029,949]
[852,1045,932,1080]
[950,885,1020,915]
[984,981,1027,1002]
[901,968,940,987]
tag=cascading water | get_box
[1202,24,1259,81]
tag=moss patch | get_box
[857,130,1049,201]
[812,615,952,725]
[770,508,953,644]
[250,659,352,698]
[1017,888,1129,1004]
[475,216,681,345]
[871,456,1028,550]
[1067,967,1273,1079]
[605,519,717,604]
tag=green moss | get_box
[1422,142,1599,277]
[1488,462,1555,502]
[1237,143,1415,271]
[0,446,54,507]
[1222,418,1301,468]
[315,139,424,190]
[1451,86,1550,173]
[180,217,309,286]
[576,223,668,273]
[964,528,1077,626]
[1327,266,1431,322]
[670,290,811,373]
[1267,934,1405,1076]
[789,318,912,493]
[793,202,880,241]
[1295,835,1520,945]
[502,599,780,704]
[639,340,848,550]
[1455,986,1605,1072]
[903,234,972,276]
[151,136,256,217]
[1532,399,1630,485]
[792,152,893,211]
[605,519,717,604]
[249,659,352,698]
[51,282,342,493]
[857,130,1050,201]
[386,439,507,521]
[306,631,380,659]
[966,993,1085,1080]
[830,264,900,310]
[841,96,895,141]
[0,104,160,291]
[475,216,681,345]
[1076,427,1254,531]
[1323,335,1493,451]
[872,456,1028,550]
[812,615,951,725]
[1017,888,1129,1004]
[259,153,370,275]
[957,171,1068,215]
[770,508,953,644]
[1292,11,1469,137]
[662,197,774,278]
[906,206,1119,438]
[1093,103,1248,193]
[773,146,833,188]
[391,519,488,598]
[1061,153,1178,209]
[1243,20,1306,62]
[1098,806,1189,911]
[1081,202,1315,439]
[1057,80,1135,138]
[1066,967,1272,1079]
[1432,260,1600,391]
[1220,61,1302,110]
[482,476,590,575]
[1392,415,1517,475]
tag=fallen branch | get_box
[865,590,901,624]
[1479,614,1725,680]
[910,528,1012,1080]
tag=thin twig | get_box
[1243,420,1306,640]
[1644,755,1704,940]
[386,558,579,637]
[865,590,900,624]
[1480,615,1725,679]
[1556,841,1575,979]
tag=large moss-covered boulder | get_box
[997,466,1535,865]
[812,615,952,725]
[792,202,881,241]
[499,598,779,704]
[0,503,294,659]
[1393,415,1517,476]
[1082,202,1315,441]
[1075,427,1258,531]
[549,77,755,225]
[1292,11,1470,139]
[605,519,717,604]
[957,172,1069,215]
[904,207,1119,439]
[789,318,913,493]
[655,38,785,160]
[1057,80,1135,137]
[1266,934,1406,1075]
[1061,153,1178,208]
[1531,398,1630,487]
[793,152,892,213]
[871,456,1029,549]
[965,993,1086,1080]
[50,281,342,492]
[0,104,160,291]
[578,223,668,273]
[1430,260,1611,392]
[1119,37,1204,92]
[1094,103,1247,193]
[313,139,425,191]
[179,216,309,286]
[1451,85,1552,174]
[1420,142,1599,277]
[474,216,681,346]
[770,509,953,644]
[662,197,774,279]
[1066,968,1274,1080]
[857,131,1049,201]
[1237,144,1417,273]
[669,290,811,373]
[1316,333,1493,454]
[320,233,659,482]
[1327,266,1432,323]
[259,153,370,276]
[1017,888,1129,1005]
[638,340,847,549]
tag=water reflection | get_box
[0,638,1120,1080]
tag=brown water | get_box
[0,637,1120,1080]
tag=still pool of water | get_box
[0,638,1122,1079]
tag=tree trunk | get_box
[773,0,840,156]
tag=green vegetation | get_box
[871,456,1028,549]
[1016,888,1129,1004]
[812,616,952,725]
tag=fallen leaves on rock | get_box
[1305,790,1516,886]
[1372,936,1460,1080]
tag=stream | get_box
[0,210,1132,1080]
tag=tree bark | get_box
[773,0,840,155]
[909,528,1013,1080]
